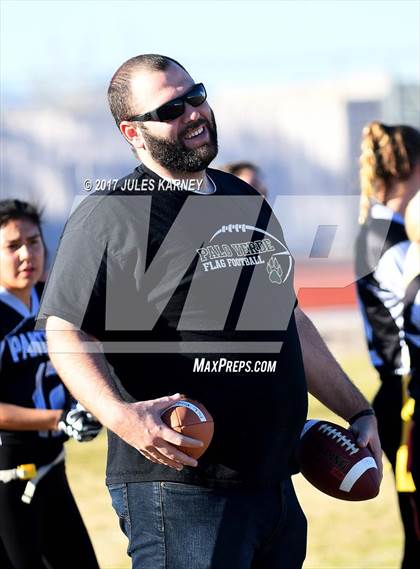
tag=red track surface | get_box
[294,261,357,309]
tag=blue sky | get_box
[1,0,419,97]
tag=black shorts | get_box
[0,461,99,569]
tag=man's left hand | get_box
[350,416,383,481]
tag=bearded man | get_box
[39,54,381,569]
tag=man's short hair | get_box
[220,161,260,176]
[107,54,188,127]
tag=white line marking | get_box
[163,401,206,422]
[339,457,377,492]
[300,419,320,439]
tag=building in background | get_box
[1,73,418,269]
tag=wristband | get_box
[348,408,375,425]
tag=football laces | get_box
[318,423,359,456]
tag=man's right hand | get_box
[45,320,202,470]
[110,393,204,471]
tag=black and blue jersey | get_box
[0,283,68,465]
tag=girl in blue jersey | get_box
[0,199,100,569]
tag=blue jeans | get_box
[108,478,306,569]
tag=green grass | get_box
[66,352,403,569]
[66,432,129,569]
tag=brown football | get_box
[161,398,214,459]
[297,419,381,501]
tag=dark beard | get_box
[140,110,218,173]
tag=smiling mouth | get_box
[184,125,205,140]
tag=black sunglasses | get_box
[128,83,207,123]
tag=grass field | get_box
[66,335,404,569]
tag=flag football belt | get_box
[396,373,416,493]
[0,448,65,504]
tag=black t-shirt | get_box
[39,165,307,487]
[0,283,67,468]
